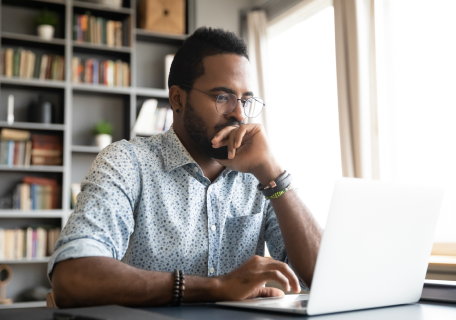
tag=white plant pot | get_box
[37,25,55,40]
[95,134,112,149]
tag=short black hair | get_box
[168,27,249,90]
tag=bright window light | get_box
[267,6,341,228]
[376,0,456,242]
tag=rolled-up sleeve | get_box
[264,201,309,291]
[48,140,140,281]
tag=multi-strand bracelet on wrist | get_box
[171,269,185,306]
[257,170,294,200]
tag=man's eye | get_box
[217,95,230,103]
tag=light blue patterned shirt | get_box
[48,126,304,288]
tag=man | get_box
[49,27,322,308]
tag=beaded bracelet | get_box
[265,184,294,200]
[171,269,185,306]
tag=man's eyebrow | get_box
[209,87,254,96]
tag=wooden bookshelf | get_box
[0,0,189,307]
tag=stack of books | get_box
[0,47,65,80]
[0,227,61,260]
[0,129,63,166]
[72,57,130,86]
[0,129,32,166]
[31,134,63,166]
[13,176,60,210]
[73,13,130,47]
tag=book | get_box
[70,183,81,209]
[19,49,27,78]
[0,48,4,75]
[93,59,99,84]
[27,51,36,79]
[154,107,168,133]
[133,99,158,135]
[0,141,9,165]
[33,53,42,79]
[39,54,48,79]
[5,48,13,77]
[0,229,5,259]
[23,176,60,209]
[164,107,174,131]
[13,48,21,77]
[1,128,31,141]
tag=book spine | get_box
[0,48,4,75]
[13,48,21,77]
[5,48,13,77]
[73,14,78,41]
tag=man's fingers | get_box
[228,130,237,159]
[260,270,291,292]
[234,126,247,149]
[264,261,301,293]
[256,287,285,298]
[212,126,238,144]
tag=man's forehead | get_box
[197,54,252,90]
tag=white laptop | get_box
[216,178,444,315]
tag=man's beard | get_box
[183,100,243,159]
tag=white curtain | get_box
[246,10,269,127]
[333,0,380,179]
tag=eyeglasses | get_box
[180,84,264,118]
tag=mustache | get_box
[214,118,245,132]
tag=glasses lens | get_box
[216,94,237,114]
[244,98,264,118]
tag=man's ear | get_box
[169,85,186,114]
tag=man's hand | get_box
[214,255,301,301]
[211,124,282,185]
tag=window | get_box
[376,0,456,248]
[267,4,341,228]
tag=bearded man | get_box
[49,27,322,308]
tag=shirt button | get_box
[211,225,216,231]
[210,267,215,274]
[193,167,198,172]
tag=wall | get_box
[194,0,253,35]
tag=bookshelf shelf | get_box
[73,41,132,54]
[2,0,65,9]
[0,77,66,89]
[72,145,102,153]
[0,165,64,172]
[1,31,66,47]
[72,83,131,94]
[0,301,46,309]
[0,209,67,218]
[135,29,187,44]
[135,87,169,98]
[0,121,65,131]
[72,1,133,15]
[0,257,50,264]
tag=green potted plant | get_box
[35,8,58,40]
[92,120,113,148]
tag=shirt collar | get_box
[162,125,235,178]
[162,125,198,172]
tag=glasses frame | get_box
[180,84,264,118]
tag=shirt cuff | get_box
[47,238,113,284]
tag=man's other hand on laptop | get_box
[213,255,301,301]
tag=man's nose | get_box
[225,99,245,123]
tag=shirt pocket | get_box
[219,213,263,273]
